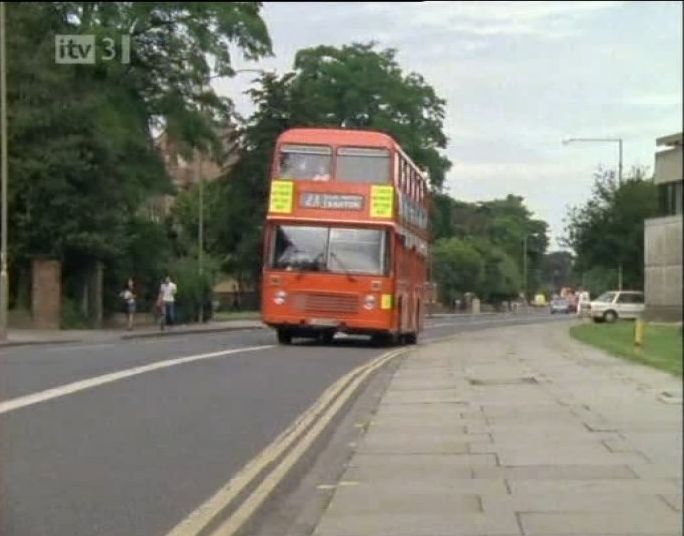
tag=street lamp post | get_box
[523,234,528,306]
[562,136,624,289]
[562,137,623,186]
[197,152,204,323]
[0,2,8,342]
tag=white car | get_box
[590,291,645,323]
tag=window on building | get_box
[658,181,683,216]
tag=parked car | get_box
[550,298,570,314]
[590,291,645,323]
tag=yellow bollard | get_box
[634,318,644,350]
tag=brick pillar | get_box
[32,259,61,329]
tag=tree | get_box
[208,72,293,292]
[564,167,657,291]
[6,3,272,316]
[288,43,451,189]
[469,238,522,303]
[430,192,457,242]
[209,43,453,289]
[541,251,576,294]
[432,238,484,307]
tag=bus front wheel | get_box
[318,331,335,345]
[371,332,396,347]
[277,328,293,345]
[404,332,418,345]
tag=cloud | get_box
[622,92,683,108]
[214,1,681,251]
[359,1,625,39]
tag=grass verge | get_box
[570,321,682,376]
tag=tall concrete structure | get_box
[644,132,682,322]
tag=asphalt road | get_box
[0,310,569,536]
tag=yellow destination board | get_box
[381,294,393,310]
[370,185,394,218]
[269,180,294,214]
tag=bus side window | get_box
[409,169,415,199]
[384,230,392,275]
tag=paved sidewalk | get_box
[1,319,265,348]
[313,321,683,536]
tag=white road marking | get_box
[0,345,274,416]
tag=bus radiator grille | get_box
[294,293,359,314]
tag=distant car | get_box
[550,298,570,314]
[590,291,644,323]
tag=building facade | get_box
[143,128,241,221]
[644,132,682,322]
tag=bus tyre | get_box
[371,333,394,347]
[405,332,418,345]
[319,331,335,345]
[277,329,293,345]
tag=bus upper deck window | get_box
[336,147,390,184]
[279,144,332,181]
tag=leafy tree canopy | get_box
[563,167,657,290]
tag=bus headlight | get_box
[363,294,376,310]
[274,290,287,305]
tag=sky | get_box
[213,1,683,250]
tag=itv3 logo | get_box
[55,35,130,64]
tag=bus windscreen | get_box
[271,225,388,275]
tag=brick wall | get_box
[32,259,61,329]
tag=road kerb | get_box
[209,348,406,536]
[121,324,266,340]
[166,347,409,536]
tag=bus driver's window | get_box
[312,162,330,182]
[278,144,332,180]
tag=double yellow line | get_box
[167,346,409,536]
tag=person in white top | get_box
[159,275,178,328]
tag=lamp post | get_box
[521,233,535,310]
[197,151,204,322]
[523,234,528,306]
[561,137,623,186]
[562,136,624,289]
[0,2,8,341]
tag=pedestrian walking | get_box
[159,275,177,330]
[120,278,137,331]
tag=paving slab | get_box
[519,511,683,535]
[311,322,682,536]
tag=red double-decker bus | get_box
[260,128,430,345]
